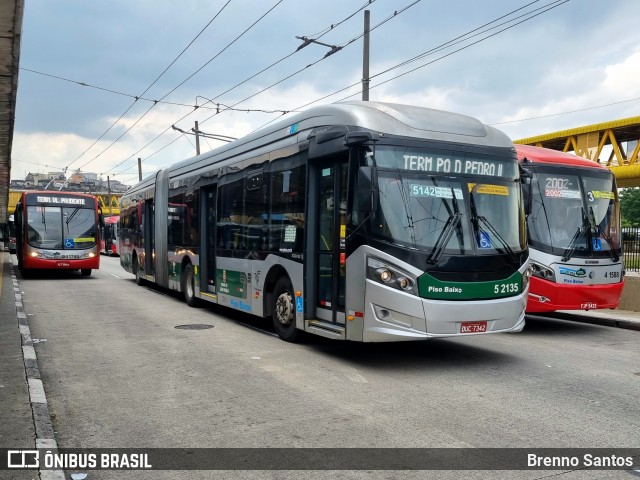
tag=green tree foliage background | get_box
[619,188,640,227]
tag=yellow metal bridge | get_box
[515,116,640,187]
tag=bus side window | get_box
[218,177,244,251]
[246,168,267,251]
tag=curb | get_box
[12,264,65,480]
[537,311,640,332]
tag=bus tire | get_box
[182,263,201,307]
[81,269,92,277]
[133,256,144,286]
[271,277,298,342]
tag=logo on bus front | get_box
[559,267,587,278]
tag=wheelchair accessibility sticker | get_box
[477,231,491,249]
[64,238,75,248]
[592,237,602,251]
[296,296,304,313]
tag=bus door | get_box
[143,199,154,276]
[202,186,217,295]
[314,161,348,324]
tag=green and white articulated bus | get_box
[119,101,530,342]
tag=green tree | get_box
[619,187,640,227]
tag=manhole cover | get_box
[174,324,214,330]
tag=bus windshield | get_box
[27,205,97,249]
[527,169,620,257]
[371,171,525,255]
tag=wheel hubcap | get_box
[186,270,193,298]
[275,291,293,325]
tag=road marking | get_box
[109,273,121,278]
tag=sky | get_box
[10,0,640,186]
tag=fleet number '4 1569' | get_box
[494,282,519,294]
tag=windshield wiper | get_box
[476,215,518,266]
[64,207,81,233]
[449,187,465,250]
[593,224,620,261]
[396,176,417,247]
[41,209,47,233]
[468,187,518,266]
[589,206,619,261]
[561,226,584,262]
[426,212,462,264]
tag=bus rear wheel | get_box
[271,277,298,342]
[182,263,201,307]
[81,269,92,277]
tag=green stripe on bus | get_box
[418,271,522,300]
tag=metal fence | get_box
[622,227,640,272]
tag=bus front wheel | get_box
[271,278,298,342]
[81,269,92,277]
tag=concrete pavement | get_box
[0,248,39,479]
[1,245,639,478]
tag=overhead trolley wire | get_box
[114,0,419,176]
[193,0,377,109]
[103,0,285,176]
[335,0,570,102]
[107,0,381,176]
[489,95,640,125]
[75,1,238,173]
[250,0,569,133]
[61,1,233,174]
[196,0,422,136]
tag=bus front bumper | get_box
[361,280,527,342]
[526,276,624,313]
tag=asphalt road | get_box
[14,256,640,480]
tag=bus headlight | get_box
[30,251,39,258]
[530,261,555,282]
[367,256,417,295]
[377,268,393,283]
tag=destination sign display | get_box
[26,194,94,207]
[374,146,518,178]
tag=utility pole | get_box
[107,175,111,195]
[194,121,201,156]
[362,10,370,101]
[138,158,142,182]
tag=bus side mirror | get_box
[99,213,105,228]
[357,166,378,213]
[520,168,532,216]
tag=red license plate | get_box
[460,321,487,333]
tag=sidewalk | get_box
[0,248,38,479]
[539,308,640,331]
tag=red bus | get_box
[101,215,120,256]
[516,144,624,312]
[14,191,103,276]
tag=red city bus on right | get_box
[516,144,624,313]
